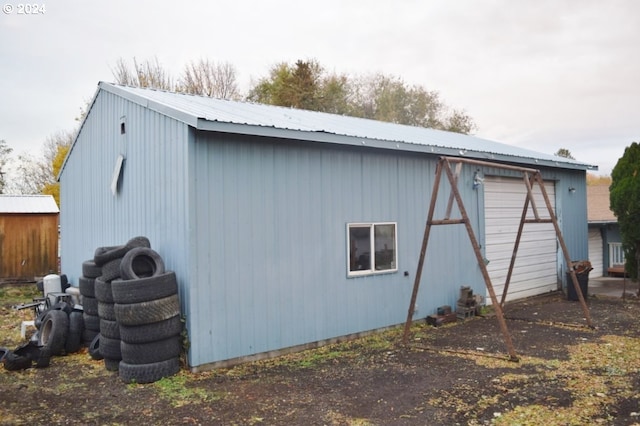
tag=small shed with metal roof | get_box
[59,82,596,371]
[0,194,59,281]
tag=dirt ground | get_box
[2,284,640,425]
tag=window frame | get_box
[347,222,398,277]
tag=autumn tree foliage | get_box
[113,57,477,135]
[610,142,640,280]
[248,60,476,134]
[11,131,73,205]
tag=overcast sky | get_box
[1,0,638,176]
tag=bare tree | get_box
[0,139,13,194]
[10,130,73,202]
[179,59,240,99]
[111,57,174,90]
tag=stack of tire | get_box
[91,237,151,371]
[79,261,102,346]
[112,247,182,383]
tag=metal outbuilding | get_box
[59,82,596,370]
[0,194,59,281]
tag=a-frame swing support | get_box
[402,156,593,361]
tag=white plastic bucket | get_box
[65,286,81,306]
[43,274,61,296]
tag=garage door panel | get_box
[485,176,557,303]
[588,228,603,278]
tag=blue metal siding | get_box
[188,133,484,367]
[60,84,591,370]
[60,90,191,310]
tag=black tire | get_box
[126,236,151,250]
[0,347,8,362]
[3,351,32,371]
[83,328,99,345]
[94,245,128,267]
[51,301,73,315]
[34,308,49,330]
[65,311,84,354]
[104,357,120,372]
[119,358,180,384]
[35,347,51,368]
[115,294,180,326]
[82,295,99,316]
[82,260,102,279]
[120,247,165,281]
[83,312,100,331]
[38,310,69,356]
[79,276,96,298]
[15,342,52,368]
[119,315,183,344]
[60,274,69,292]
[100,319,120,339]
[121,336,181,365]
[14,341,42,361]
[94,278,114,303]
[100,258,123,283]
[98,302,116,321]
[111,272,178,304]
[99,336,122,360]
[89,334,103,360]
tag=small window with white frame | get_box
[348,222,397,276]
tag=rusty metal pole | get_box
[442,159,519,361]
[402,160,444,344]
[533,172,594,328]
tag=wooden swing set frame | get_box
[401,156,593,361]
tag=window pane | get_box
[374,224,395,270]
[349,226,371,272]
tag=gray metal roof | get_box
[0,195,59,213]
[93,82,596,171]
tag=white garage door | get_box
[588,228,604,278]
[484,176,558,303]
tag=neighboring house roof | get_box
[587,184,616,223]
[0,195,59,214]
[64,81,598,176]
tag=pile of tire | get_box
[79,260,102,346]
[113,247,182,383]
[90,237,151,371]
[2,298,84,371]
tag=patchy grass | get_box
[2,284,640,425]
[151,371,227,408]
[0,283,41,347]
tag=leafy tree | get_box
[0,139,12,194]
[554,148,575,160]
[610,142,640,280]
[348,73,476,133]
[247,59,352,114]
[249,61,476,134]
